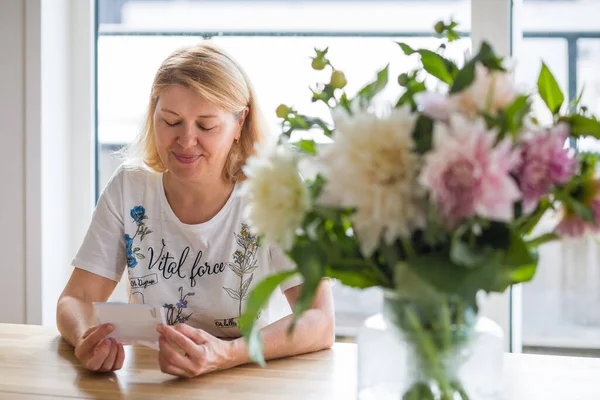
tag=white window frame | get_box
[19,0,521,346]
[470,0,523,353]
[19,0,95,325]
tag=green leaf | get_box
[568,84,585,112]
[397,42,416,55]
[509,263,537,284]
[396,43,458,85]
[406,252,504,305]
[292,139,317,155]
[412,114,434,154]
[537,63,564,115]
[503,232,536,268]
[239,270,299,366]
[418,50,458,84]
[450,236,496,269]
[339,93,352,114]
[358,65,389,103]
[133,247,140,252]
[325,261,380,289]
[491,233,539,291]
[450,60,476,94]
[395,92,414,109]
[513,198,551,236]
[473,42,505,71]
[450,41,504,94]
[565,197,595,223]
[503,95,531,136]
[288,241,326,330]
[565,115,600,139]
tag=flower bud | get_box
[311,58,327,71]
[398,73,409,86]
[276,104,290,119]
[330,71,347,89]
[434,21,445,35]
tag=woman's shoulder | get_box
[99,163,160,201]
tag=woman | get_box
[56,42,335,377]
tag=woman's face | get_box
[153,85,245,183]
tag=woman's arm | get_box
[155,280,335,377]
[57,268,117,345]
[57,268,125,372]
[230,279,335,366]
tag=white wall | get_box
[0,0,27,324]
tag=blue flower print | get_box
[130,206,146,223]
[176,299,188,309]
[124,234,133,250]
[125,205,152,268]
[164,287,196,325]
[126,248,138,268]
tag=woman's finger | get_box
[158,325,202,360]
[112,342,125,371]
[85,339,111,371]
[158,350,191,378]
[174,324,209,345]
[76,324,114,359]
[99,339,119,372]
[158,335,198,375]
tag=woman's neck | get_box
[163,171,234,225]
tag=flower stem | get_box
[404,307,454,399]
[401,238,416,260]
[526,232,559,247]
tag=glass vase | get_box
[356,291,504,400]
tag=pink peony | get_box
[419,115,521,227]
[416,64,517,123]
[556,180,600,237]
[517,122,577,213]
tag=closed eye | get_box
[164,119,181,127]
[197,122,217,131]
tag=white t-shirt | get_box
[72,165,302,338]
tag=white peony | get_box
[319,107,426,256]
[241,145,310,251]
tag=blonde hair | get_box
[125,41,268,183]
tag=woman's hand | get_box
[74,324,125,372]
[156,324,236,378]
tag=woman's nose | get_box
[176,122,198,148]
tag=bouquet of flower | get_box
[239,22,600,399]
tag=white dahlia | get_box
[241,145,310,251]
[319,107,426,256]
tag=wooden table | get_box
[1,324,600,399]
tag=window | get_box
[96,0,471,328]
[514,0,600,355]
[97,0,600,349]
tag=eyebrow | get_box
[160,108,218,118]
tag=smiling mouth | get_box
[173,153,201,164]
